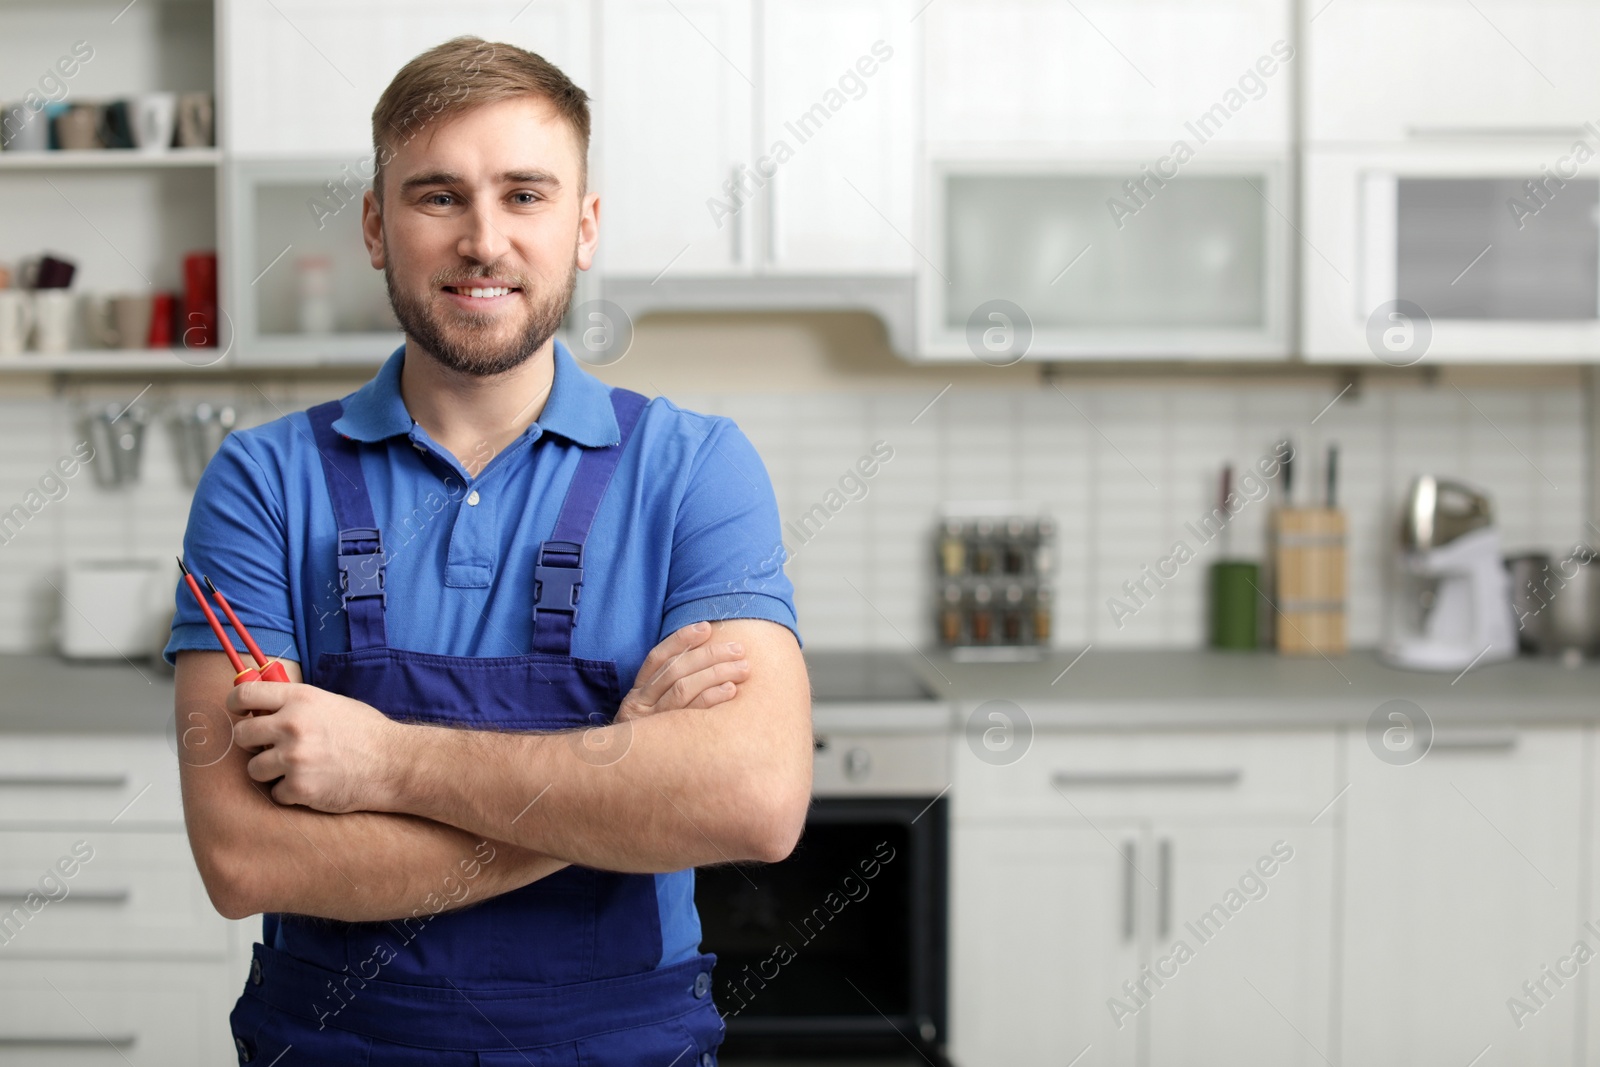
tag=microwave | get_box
[916,149,1293,361]
[1304,143,1600,363]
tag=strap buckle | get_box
[533,539,585,622]
[336,526,386,608]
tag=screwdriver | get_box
[177,557,259,685]
[204,575,292,683]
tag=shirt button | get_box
[693,971,711,998]
[700,1054,714,1067]
[466,490,481,506]
[250,957,262,986]
[234,1035,253,1062]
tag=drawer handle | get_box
[1052,770,1242,789]
[0,889,130,905]
[1429,731,1518,754]
[0,1034,136,1047]
[0,774,128,788]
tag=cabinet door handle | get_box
[0,1034,136,1048]
[0,888,130,905]
[0,774,127,788]
[1157,838,1172,940]
[1121,839,1137,942]
[766,171,778,265]
[729,165,743,266]
[1430,730,1518,753]
[1053,770,1242,789]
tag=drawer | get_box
[953,731,1339,822]
[0,958,238,1065]
[0,737,182,827]
[0,831,228,959]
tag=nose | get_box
[456,201,510,265]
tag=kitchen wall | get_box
[0,312,1586,655]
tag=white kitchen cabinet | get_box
[226,0,592,158]
[1305,0,1600,143]
[595,0,754,276]
[922,0,1294,146]
[598,0,916,278]
[949,822,1141,1067]
[759,0,915,273]
[1341,726,1585,1066]
[0,732,256,1067]
[1143,824,1334,1067]
[950,729,1339,1067]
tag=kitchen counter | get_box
[1,648,1597,734]
[906,647,1600,729]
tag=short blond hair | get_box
[370,35,590,203]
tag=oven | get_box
[695,652,954,1065]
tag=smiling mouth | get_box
[443,284,521,299]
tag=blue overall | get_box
[228,387,724,1066]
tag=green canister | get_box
[1209,561,1260,650]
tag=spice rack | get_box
[934,507,1055,660]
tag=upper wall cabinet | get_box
[596,0,917,277]
[1306,0,1600,142]
[922,0,1295,147]
[594,0,754,276]
[759,0,916,274]
[225,0,592,158]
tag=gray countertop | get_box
[1,648,1596,734]
[901,647,1600,729]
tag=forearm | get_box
[188,767,565,922]
[174,651,567,921]
[384,703,808,872]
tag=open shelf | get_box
[0,149,221,171]
[0,348,230,372]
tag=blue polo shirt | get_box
[163,338,800,967]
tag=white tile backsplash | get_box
[0,377,1587,655]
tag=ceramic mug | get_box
[175,92,213,148]
[55,104,103,150]
[132,92,176,152]
[1,102,48,152]
[30,290,75,352]
[0,291,32,356]
[85,293,153,350]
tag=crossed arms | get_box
[174,618,812,923]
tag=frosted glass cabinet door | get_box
[227,0,591,157]
[597,0,754,276]
[760,0,916,273]
[923,159,1290,359]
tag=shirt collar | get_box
[330,338,621,448]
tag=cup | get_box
[147,292,176,346]
[183,251,218,347]
[100,100,136,149]
[131,93,176,152]
[30,290,76,353]
[1,102,48,152]
[31,254,77,290]
[0,291,33,356]
[175,92,214,148]
[1209,560,1261,650]
[55,104,104,150]
[85,293,154,349]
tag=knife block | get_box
[1269,507,1347,655]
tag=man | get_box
[165,35,811,1065]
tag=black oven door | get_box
[694,795,949,1061]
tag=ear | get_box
[576,190,600,272]
[362,188,385,269]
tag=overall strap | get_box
[307,401,388,651]
[531,388,651,656]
